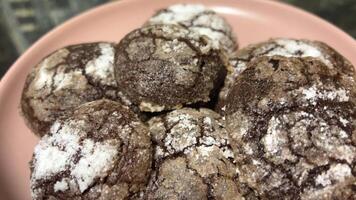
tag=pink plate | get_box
[0,0,355,199]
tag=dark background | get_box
[0,0,355,77]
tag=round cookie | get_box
[146,4,237,54]
[30,100,152,200]
[21,42,134,137]
[222,56,356,199]
[115,24,228,112]
[145,108,242,200]
[219,38,355,103]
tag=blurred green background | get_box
[0,0,355,77]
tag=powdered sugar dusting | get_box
[149,4,205,24]
[201,136,217,146]
[85,43,116,86]
[32,120,119,194]
[203,116,212,126]
[196,145,215,157]
[33,49,69,90]
[34,63,54,90]
[33,129,81,179]
[148,4,234,52]
[339,117,349,126]
[263,117,284,154]
[301,84,350,104]
[190,27,223,49]
[266,39,331,66]
[161,39,186,54]
[315,164,352,187]
[71,139,118,192]
[53,70,84,91]
[164,113,198,153]
[54,179,69,192]
[151,109,235,162]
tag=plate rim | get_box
[0,0,356,199]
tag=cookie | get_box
[219,38,355,103]
[146,4,237,54]
[20,42,134,137]
[30,100,152,200]
[115,24,227,112]
[222,56,356,199]
[145,108,242,200]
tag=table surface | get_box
[0,0,355,78]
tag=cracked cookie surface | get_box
[146,4,237,54]
[222,56,356,200]
[145,108,242,200]
[21,42,133,137]
[30,100,152,200]
[115,24,227,112]
[219,38,355,104]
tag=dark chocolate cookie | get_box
[222,56,356,200]
[219,38,355,103]
[30,100,152,200]
[146,4,237,55]
[21,42,134,137]
[115,24,228,112]
[145,108,242,200]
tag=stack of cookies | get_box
[20,4,355,200]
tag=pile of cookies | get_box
[20,4,356,200]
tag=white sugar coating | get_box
[32,120,119,194]
[200,136,218,146]
[161,39,185,54]
[54,179,69,192]
[153,109,235,162]
[167,112,197,131]
[196,145,215,157]
[148,4,234,52]
[155,146,166,158]
[234,61,247,75]
[189,27,223,49]
[169,4,205,14]
[85,43,116,86]
[149,4,206,24]
[33,129,81,179]
[339,117,349,126]
[164,121,198,153]
[203,116,212,126]
[34,63,53,89]
[71,139,118,192]
[302,85,317,100]
[53,70,84,91]
[193,28,222,45]
[315,164,352,187]
[193,13,229,31]
[301,84,350,103]
[266,38,331,66]
[33,43,115,94]
[221,105,226,111]
[33,49,69,90]
[263,117,284,154]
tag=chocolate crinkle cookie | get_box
[30,100,152,200]
[219,38,355,103]
[146,4,237,55]
[21,42,133,137]
[115,24,228,112]
[145,108,243,200]
[220,56,356,200]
